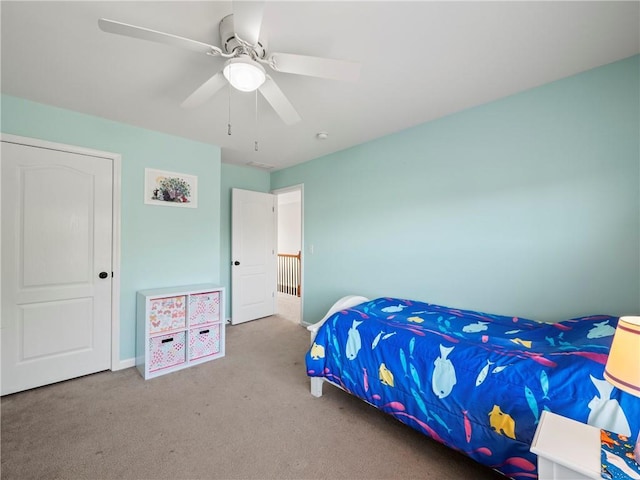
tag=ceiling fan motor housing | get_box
[219,14,267,59]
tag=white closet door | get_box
[1,140,113,395]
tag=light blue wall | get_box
[3,54,638,352]
[1,95,222,361]
[219,163,271,320]
[272,55,640,325]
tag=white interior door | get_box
[231,188,276,325]
[1,140,113,395]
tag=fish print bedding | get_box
[305,297,640,479]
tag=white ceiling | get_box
[2,1,639,171]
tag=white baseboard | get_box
[113,357,135,371]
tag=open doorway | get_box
[274,186,303,325]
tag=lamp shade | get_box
[223,57,266,92]
[604,316,640,397]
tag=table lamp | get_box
[603,315,640,465]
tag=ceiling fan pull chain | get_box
[254,90,259,151]
[227,78,232,136]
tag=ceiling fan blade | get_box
[269,53,361,82]
[259,76,301,126]
[98,18,220,55]
[232,1,265,47]
[181,71,228,109]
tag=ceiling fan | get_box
[98,1,361,125]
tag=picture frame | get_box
[144,168,198,208]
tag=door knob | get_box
[98,272,109,279]
[233,261,240,266]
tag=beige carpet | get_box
[1,315,505,480]
[277,292,301,325]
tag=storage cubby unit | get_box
[136,284,225,379]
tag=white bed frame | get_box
[307,295,370,397]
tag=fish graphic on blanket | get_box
[372,331,397,349]
[379,363,394,387]
[475,359,494,387]
[488,405,517,439]
[432,345,457,399]
[587,321,616,339]
[587,375,631,436]
[540,370,550,400]
[310,342,325,360]
[463,321,489,333]
[524,386,540,423]
[345,320,363,360]
[510,338,532,348]
[381,304,407,313]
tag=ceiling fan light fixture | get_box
[223,57,266,92]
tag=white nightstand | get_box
[530,410,601,480]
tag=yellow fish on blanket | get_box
[510,338,532,348]
[310,342,325,360]
[488,405,516,439]
[407,316,424,324]
[379,363,395,387]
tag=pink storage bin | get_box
[189,292,220,326]
[148,295,186,334]
[148,331,186,371]
[189,324,221,360]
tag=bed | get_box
[305,296,640,479]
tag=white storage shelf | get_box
[136,284,225,379]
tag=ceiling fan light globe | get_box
[223,58,266,92]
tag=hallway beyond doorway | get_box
[277,292,300,324]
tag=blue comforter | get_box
[305,297,640,479]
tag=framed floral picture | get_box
[144,168,198,208]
